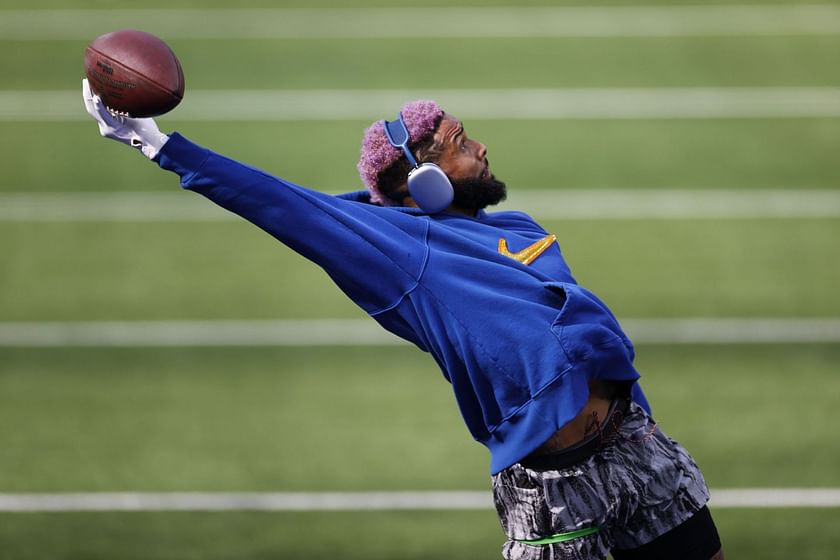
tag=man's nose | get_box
[477,142,487,159]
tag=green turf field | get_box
[1,1,839,558]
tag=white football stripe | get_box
[4,88,840,121]
[1,190,838,221]
[0,489,837,511]
[2,6,840,39]
[0,318,838,347]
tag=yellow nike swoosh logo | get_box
[498,234,557,265]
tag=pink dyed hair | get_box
[357,100,444,205]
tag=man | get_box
[82,80,723,559]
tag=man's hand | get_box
[82,78,169,160]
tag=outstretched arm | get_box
[82,79,428,316]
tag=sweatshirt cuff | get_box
[154,132,212,186]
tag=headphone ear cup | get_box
[407,163,454,214]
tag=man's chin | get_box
[450,177,507,212]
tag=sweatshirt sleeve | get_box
[155,133,429,314]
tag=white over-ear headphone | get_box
[383,112,454,214]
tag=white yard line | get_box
[0,489,837,512]
[2,6,840,40]
[2,190,840,222]
[0,319,405,347]
[710,489,840,508]
[0,318,839,347]
[625,318,840,344]
[5,87,840,121]
[509,189,840,219]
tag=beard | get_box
[450,175,507,212]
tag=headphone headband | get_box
[382,113,419,168]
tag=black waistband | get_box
[519,396,631,471]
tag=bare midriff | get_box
[534,379,620,454]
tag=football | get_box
[84,29,185,118]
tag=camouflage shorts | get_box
[492,401,709,560]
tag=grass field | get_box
[1,1,839,558]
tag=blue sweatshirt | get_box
[157,133,650,475]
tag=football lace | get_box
[106,106,131,118]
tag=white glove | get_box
[82,78,170,160]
